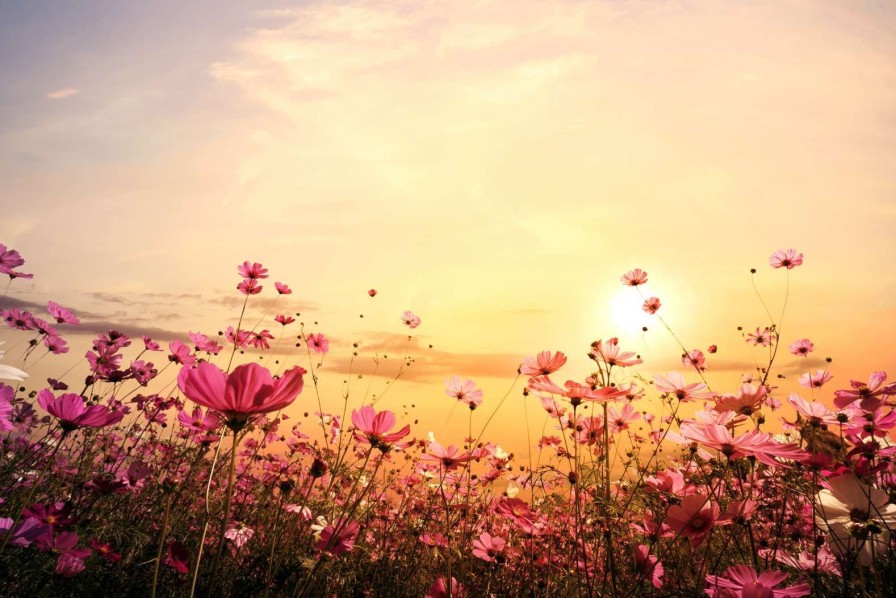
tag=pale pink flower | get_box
[520,351,567,376]
[224,522,255,548]
[471,532,506,562]
[713,384,768,416]
[621,268,648,286]
[401,311,421,329]
[746,327,777,347]
[680,423,806,467]
[421,442,471,470]
[654,372,714,402]
[642,297,661,314]
[787,393,837,427]
[799,369,832,389]
[591,337,643,367]
[665,493,718,547]
[607,403,640,434]
[682,349,706,371]
[769,249,804,269]
[788,338,814,357]
[445,376,483,409]
[46,301,79,325]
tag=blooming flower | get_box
[654,372,714,402]
[306,333,329,354]
[634,544,664,589]
[520,351,567,376]
[238,261,268,280]
[471,532,506,562]
[46,301,79,325]
[224,522,255,549]
[591,337,643,367]
[769,249,804,269]
[426,577,466,598]
[788,338,814,357]
[815,473,896,565]
[316,519,359,557]
[37,390,124,432]
[705,565,809,597]
[833,371,896,411]
[274,281,291,294]
[401,311,421,329]
[621,268,648,286]
[351,406,410,451]
[680,423,806,467]
[665,493,718,547]
[682,349,706,372]
[799,369,832,389]
[421,442,471,471]
[177,361,306,429]
[445,376,483,409]
[746,327,777,347]
[643,297,661,314]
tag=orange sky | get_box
[1,0,894,458]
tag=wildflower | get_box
[833,371,896,411]
[426,577,466,598]
[275,314,295,326]
[591,337,643,367]
[680,423,806,467]
[189,331,223,355]
[654,372,714,402]
[177,407,223,432]
[445,376,483,409]
[705,565,809,597]
[0,384,14,431]
[224,522,255,548]
[682,349,706,371]
[789,338,814,357]
[166,541,190,574]
[0,244,25,272]
[316,519,359,557]
[167,340,196,367]
[421,442,471,470]
[55,554,86,577]
[634,545,664,589]
[769,249,804,269]
[44,335,69,355]
[665,493,718,547]
[129,360,157,386]
[237,261,268,280]
[368,289,377,297]
[237,279,262,295]
[250,330,274,350]
[37,390,124,432]
[799,370,832,389]
[307,333,329,354]
[621,268,648,286]
[177,361,306,430]
[274,281,291,294]
[225,326,252,348]
[713,384,768,416]
[351,406,410,451]
[401,311,421,329]
[607,403,640,433]
[142,335,161,351]
[520,351,567,376]
[472,532,506,562]
[815,473,896,565]
[88,539,122,563]
[643,297,661,314]
[746,327,777,347]
[787,393,837,427]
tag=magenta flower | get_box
[621,268,648,286]
[351,405,410,451]
[177,361,306,429]
[520,351,568,376]
[275,314,295,326]
[189,331,223,355]
[274,281,291,294]
[250,330,274,350]
[316,519,359,557]
[237,261,268,280]
[833,371,896,411]
[166,541,190,574]
[37,390,124,432]
[168,340,197,367]
[634,545,664,589]
[769,249,804,270]
[142,335,161,351]
[306,332,329,354]
[177,406,223,432]
[237,279,262,295]
[746,326,777,347]
[0,384,14,432]
[705,565,809,597]
[46,301,79,325]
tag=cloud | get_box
[46,88,79,100]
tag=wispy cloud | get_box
[46,87,79,99]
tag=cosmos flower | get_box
[705,565,809,597]
[274,281,291,294]
[621,268,648,286]
[788,338,814,357]
[445,376,483,409]
[799,370,832,389]
[643,297,661,314]
[177,361,306,429]
[351,406,410,451]
[833,371,896,411]
[37,390,124,432]
[520,351,567,376]
[316,519,359,557]
[769,249,804,269]
[654,372,714,402]
[401,311,421,329]
[665,493,718,547]
[46,301,79,325]
[307,333,329,354]
[237,261,268,280]
[472,532,506,562]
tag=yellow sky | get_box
[1,0,894,457]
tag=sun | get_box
[608,289,652,334]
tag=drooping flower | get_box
[621,268,648,286]
[705,565,810,597]
[177,361,306,429]
[46,301,79,325]
[769,249,804,270]
[37,390,124,432]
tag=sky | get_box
[1,0,894,457]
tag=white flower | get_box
[815,473,896,565]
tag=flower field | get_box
[0,244,893,597]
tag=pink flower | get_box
[274,281,291,294]
[798,369,832,389]
[665,493,718,547]
[0,384,14,432]
[55,554,85,577]
[177,407,223,432]
[177,361,306,429]
[401,311,421,329]
[189,332,223,355]
[654,372,714,402]
[705,565,809,597]
[746,327,777,347]
[226,326,252,348]
[307,333,329,354]
[621,268,648,286]
[237,279,262,295]
[421,442,471,470]
[769,249,804,270]
[129,360,157,386]
[520,351,568,376]
[275,314,295,326]
[250,330,274,350]
[680,423,806,467]
[643,297,661,314]
[445,376,484,409]
[316,519,359,557]
[426,577,466,598]
[237,261,268,280]
[787,393,837,427]
[44,335,69,355]
[224,522,255,548]
[0,244,25,272]
[607,403,640,433]
[833,371,896,411]
[168,340,196,367]
[788,338,814,357]
[46,301,79,325]
[682,349,706,372]
[142,336,161,351]
[472,532,506,562]
[351,406,410,451]
[37,390,124,432]
[591,338,642,367]
[634,545,664,589]
[166,541,189,574]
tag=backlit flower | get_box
[769,249,804,269]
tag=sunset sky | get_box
[1,1,894,456]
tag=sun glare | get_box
[608,289,652,334]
